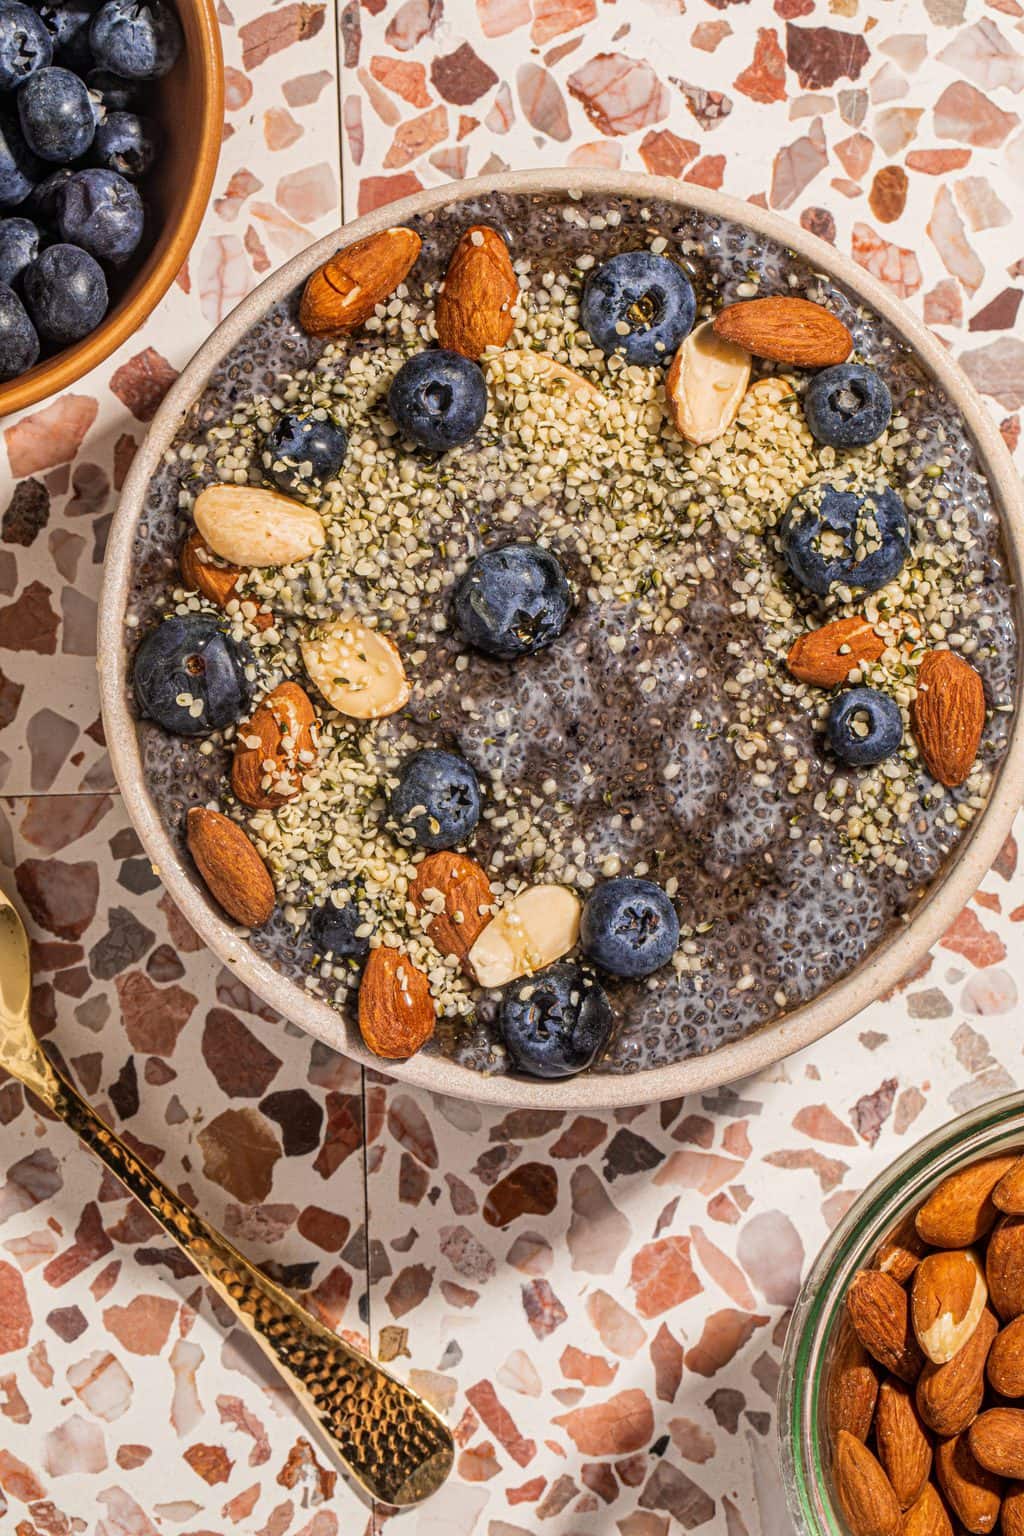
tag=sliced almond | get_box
[467,884,581,989]
[665,319,751,445]
[912,650,986,788]
[186,807,275,929]
[834,1430,903,1536]
[299,227,422,337]
[912,1249,988,1365]
[987,1215,1024,1322]
[876,1376,933,1510]
[917,1307,998,1438]
[904,1483,953,1536]
[916,1157,1019,1249]
[993,1157,1024,1215]
[435,225,518,360]
[358,946,435,1060]
[409,852,494,968]
[491,347,602,407]
[713,295,853,367]
[231,681,318,810]
[987,1316,1024,1397]
[193,484,326,569]
[301,615,411,720]
[847,1268,926,1383]
[787,616,886,689]
[935,1432,1003,1535]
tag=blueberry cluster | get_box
[0,0,180,381]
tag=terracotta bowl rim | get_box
[97,169,1024,1108]
[0,0,224,421]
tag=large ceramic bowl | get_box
[98,170,1024,1109]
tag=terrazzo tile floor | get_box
[0,0,1023,1529]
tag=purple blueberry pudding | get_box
[124,189,1017,1082]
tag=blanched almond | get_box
[301,615,411,720]
[193,484,326,568]
[491,347,602,406]
[665,319,751,445]
[912,1249,988,1365]
[468,885,581,988]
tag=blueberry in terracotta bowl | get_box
[99,172,1024,1110]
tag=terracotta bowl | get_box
[0,0,224,420]
[98,170,1024,1109]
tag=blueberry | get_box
[826,686,903,767]
[452,544,572,660]
[22,241,106,342]
[57,166,143,265]
[804,364,892,449]
[499,960,614,1079]
[0,280,38,377]
[306,888,370,964]
[91,108,157,177]
[18,66,98,162]
[388,748,481,851]
[25,164,72,226]
[581,250,696,366]
[388,348,487,452]
[85,64,137,108]
[262,409,348,497]
[0,215,39,284]
[0,2,53,90]
[781,478,911,597]
[580,877,680,978]
[133,614,253,737]
[39,0,99,70]
[0,109,42,208]
[89,0,181,78]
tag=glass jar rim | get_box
[779,1090,1024,1535]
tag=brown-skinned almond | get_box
[788,616,886,689]
[299,227,421,337]
[834,1430,903,1536]
[876,1376,933,1509]
[828,1318,880,1443]
[987,1216,1024,1321]
[904,1483,953,1536]
[713,296,853,367]
[847,1268,926,1383]
[186,808,275,929]
[435,225,517,359]
[935,1433,1003,1534]
[994,1157,1024,1215]
[987,1316,1024,1397]
[1003,1482,1024,1536]
[969,1408,1024,1479]
[917,1307,998,1438]
[409,852,494,968]
[180,530,274,631]
[358,946,435,1060]
[911,1249,988,1365]
[916,1157,1019,1248]
[877,1210,930,1285]
[231,681,318,810]
[911,650,986,788]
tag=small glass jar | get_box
[779,1091,1024,1534]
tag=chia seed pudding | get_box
[124,188,1017,1081]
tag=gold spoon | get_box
[0,885,452,1508]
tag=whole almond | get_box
[912,1250,988,1365]
[713,295,853,367]
[917,1308,998,1438]
[987,1316,1024,1397]
[232,681,318,810]
[788,616,886,689]
[935,1433,1003,1534]
[193,484,326,569]
[435,226,517,359]
[877,1211,930,1286]
[665,318,751,445]
[904,1483,953,1536]
[986,1216,1024,1321]
[1003,1482,1024,1536]
[911,650,986,788]
[969,1408,1024,1479]
[834,1430,903,1536]
[299,227,421,337]
[358,946,435,1060]
[916,1158,1019,1249]
[993,1157,1024,1215]
[828,1319,880,1443]
[409,852,494,968]
[180,530,272,630]
[876,1376,933,1509]
[186,807,275,929]
[848,1268,926,1383]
